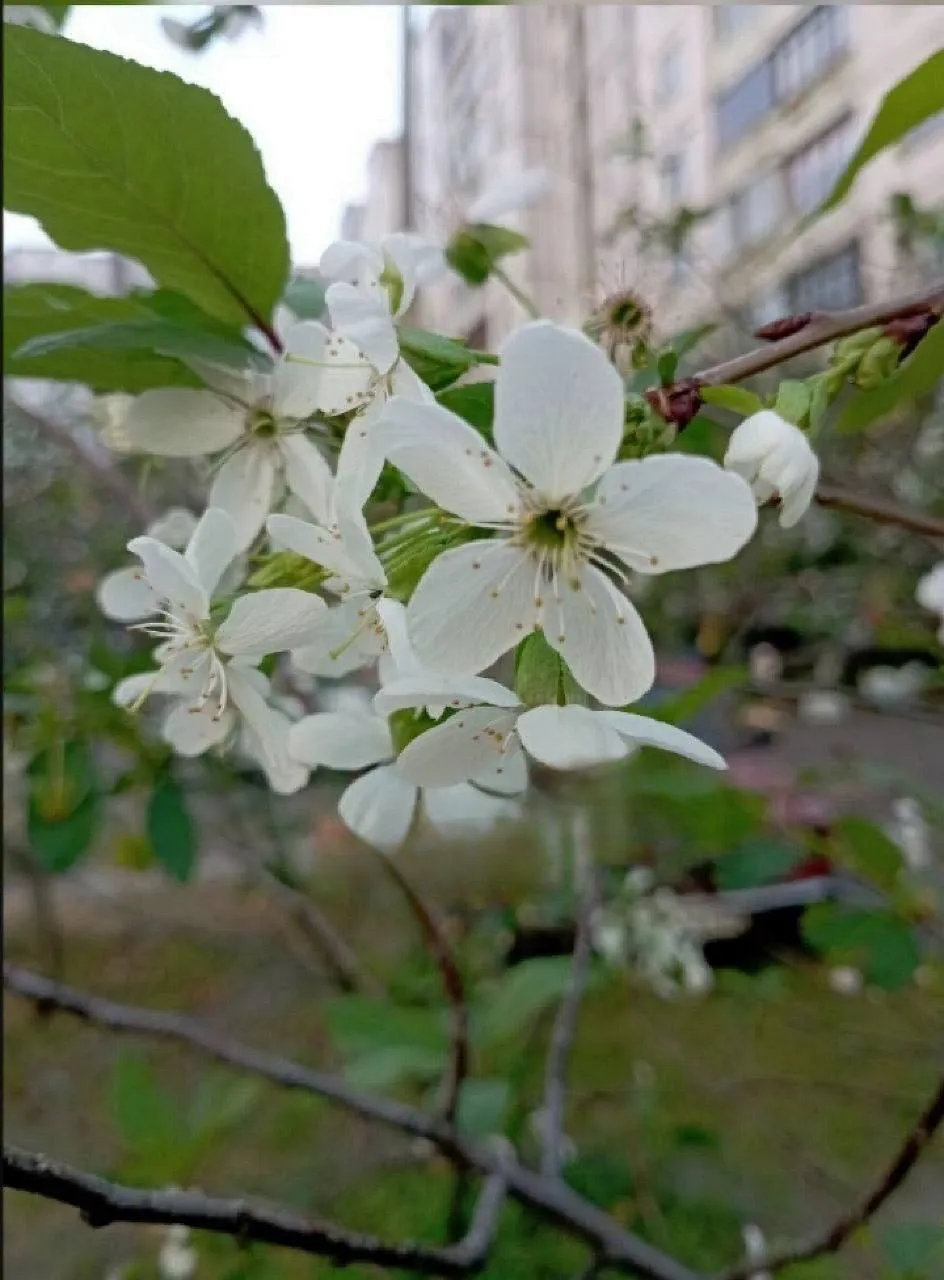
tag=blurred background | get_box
[4,6,944,1280]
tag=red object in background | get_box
[784,853,833,882]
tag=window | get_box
[772,6,848,103]
[716,60,774,148]
[719,170,783,259]
[787,243,861,312]
[659,44,684,103]
[661,150,687,206]
[713,5,763,42]
[749,286,789,331]
[786,117,857,215]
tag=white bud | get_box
[724,410,819,528]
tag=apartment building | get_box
[400,4,943,348]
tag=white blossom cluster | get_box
[96,182,833,855]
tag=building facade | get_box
[394,4,944,349]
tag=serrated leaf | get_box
[4,284,200,392]
[834,816,904,892]
[146,774,197,883]
[715,839,804,891]
[837,322,944,433]
[4,25,289,327]
[478,957,579,1044]
[456,1078,511,1137]
[822,50,944,212]
[399,326,495,392]
[436,382,495,438]
[700,384,764,416]
[774,379,811,426]
[283,275,326,320]
[28,789,99,872]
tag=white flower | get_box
[97,508,199,623]
[321,233,445,375]
[122,322,340,550]
[287,707,519,853]
[378,322,757,704]
[374,674,726,785]
[724,410,820,528]
[465,168,551,225]
[158,1225,197,1280]
[916,561,944,643]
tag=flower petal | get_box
[375,597,424,681]
[216,588,325,658]
[96,566,158,622]
[338,765,417,852]
[589,455,758,573]
[335,395,385,510]
[407,541,539,677]
[162,701,235,756]
[291,599,385,678]
[316,333,375,417]
[145,508,198,548]
[289,711,393,769]
[266,513,362,583]
[390,357,435,403]
[374,674,521,717]
[516,705,630,770]
[126,536,209,621]
[124,389,244,457]
[273,320,330,420]
[320,239,384,282]
[183,507,239,598]
[544,564,655,706]
[396,707,520,787]
[467,168,550,223]
[325,281,397,374]
[596,711,727,770]
[276,433,336,526]
[208,445,277,552]
[380,398,520,524]
[228,667,309,793]
[423,783,520,837]
[493,322,624,500]
[470,737,529,795]
[383,232,446,310]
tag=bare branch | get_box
[3,964,704,1280]
[3,1145,506,1277]
[813,483,944,540]
[541,833,597,1178]
[717,1072,944,1280]
[373,852,470,1130]
[694,283,944,388]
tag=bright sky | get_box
[3,3,403,266]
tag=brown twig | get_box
[813,483,944,540]
[716,1072,944,1280]
[3,1145,507,1277]
[541,838,597,1178]
[2,963,702,1280]
[694,282,944,388]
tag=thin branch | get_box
[717,1072,944,1280]
[694,282,944,388]
[813,482,944,540]
[3,1145,506,1277]
[3,964,704,1280]
[541,837,597,1178]
[373,852,470,1130]
[7,397,157,528]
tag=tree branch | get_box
[812,483,944,540]
[3,1145,507,1277]
[541,836,596,1178]
[694,282,944,388]
[3,964,703,1280]
[717,1072,944,1280]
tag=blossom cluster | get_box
[97,179,829,855]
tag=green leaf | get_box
[28,789,99,872]
[714,839,804,891]
[16,316,268,373]
[436,382,495,437]
[283,275,326,320]
[399,326,496,392]
[323,996,447,1059]
[773,379,811,425]
[4,25,289,326]
[456,1079,511,1137]
[111,1054,177,1150]
[833,816,904,892]
[837,322,944,432]
[822,50,944,212]
[146,775,197,883]
[801,905,921,990]
[700,384,764,416]
[478,957,580,1045]
[345,1045,444,1092]
[878,1221,944,1278]
[657,349,679,385]
[469,223,530,260]
[646,666,746,726]
[514,632,564,707]
[4,284,201,392]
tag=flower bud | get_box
[724,410,819,528]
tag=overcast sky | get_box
[3,3,403,266]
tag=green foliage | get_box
[282,275,326,320]
[701,384,764,416]
[833,816,904,892]
[801,904,921,990]
[456,1078,511,1137]
[445,223,530,286]
[774,379,812,426]
[714,839,804,891]
[4,25,289,327]
[476,957,582,1044]
[823,49,944,211]
[26,740,101,871]
[398,326,497,392]
[323,995,446,1090]
[837,322,944,432]
[645,666,746,726]
[146,773,198,882]
[436,381,496,438]
[514,632,567,707]
[877,1221,944,1279]
[4,284,202,392]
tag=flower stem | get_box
[491,265,541,320]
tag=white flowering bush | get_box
[3,18,943,1280]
